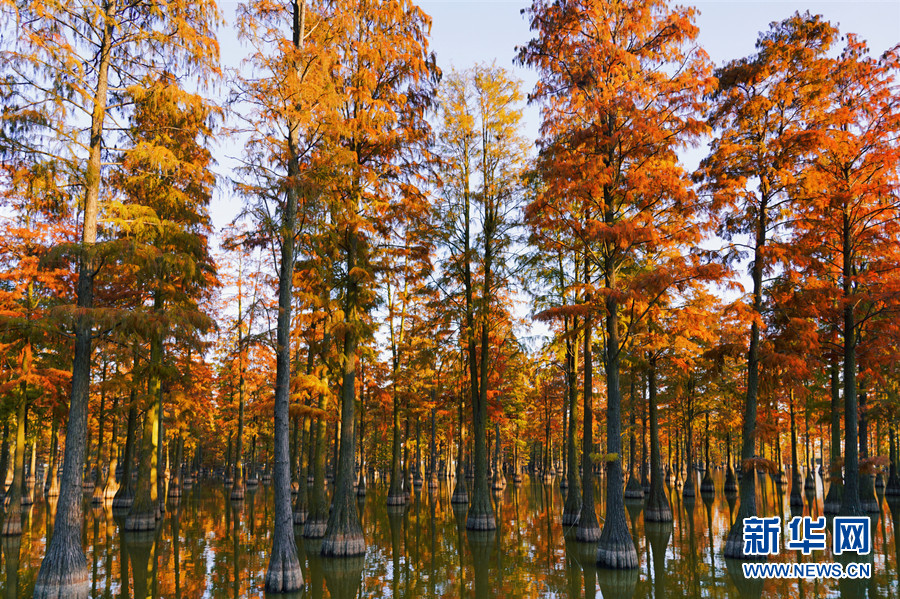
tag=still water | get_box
[1,472,897,598]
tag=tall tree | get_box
[0,0,220,592]
[792,34,900,516]
[520,0,714,568]
[697,12,838,557]
[318,0,437,556]
[435,65,528,531]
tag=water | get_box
[1,471,897,598]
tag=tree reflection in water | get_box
[0,472,896,597]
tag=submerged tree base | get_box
[824,483,842,513]
[465,510,496,531]
[320,531,366,557]
[386,493,408,506]
[596,539,639,569]
[263,547,304,593]
[624,476,644,499]
[124,511,158,532]
[32,547,90,599]
[293,508,307,525]
[303,516,328,538]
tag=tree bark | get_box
[624,375,643,500]
[113,393,138,510]
[723,195,766,559]
[789,390,803,508]
[562,313,581,526]
[101,395,120,500]
[264,5,305,589]
[838,209,864,517]
[595,286,638,568]
[645,355,671,522]
[1,398,26,535]
[321,195,366,557]
[858,389,879,512]
[576,282,600,543]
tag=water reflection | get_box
[0,471,896,598]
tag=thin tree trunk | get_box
[265,5,305,588]
[46,419,60,497]
[125,331,162,532]
[1,397,26,535]
[562,313,581,525]
[645,355,671,522]
[101,395,120,500]
[838,209,863,517]
[723,196,766,558]
[321,190,366,557]
[824,357,844,514]
[789,390,803,508]
[576,282,600,542]
[858,389,878,512]
[113,393,138,509]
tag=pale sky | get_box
[210,1,899,346]
[212,0,900,228]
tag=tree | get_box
[107,74,218,531]
[697,12,838,558]
[520,0,714,568]
[318,0,437,556]
[792,34,900,516]
[434,64,528,531]
[0,0,220,592]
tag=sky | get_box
[210,0,899,344]
[211,0,900,228]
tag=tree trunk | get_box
[46,419,60,497]
[304,411,328,538]
[645,355,671,522]
[168,436,183,499]
[789,390,803,508]
[1,398,26,535]
[824,357,844,514]
[723,198,766,559]
[451,391,468,504]
[320,202,365,557]
[125,362,161,531]
[683,407,695,499]
[387,382,405,505]
[101,395,120,501]
[265,31,305,583]
[700,413,714,495]
[293,416,310,524]
[562,313,581,526]
[595,287,637,568]
[429,406,438,489]
[838,211,863,518]
[804,404,815,493]
[466,316,495,530]
[576,263,600,543]
[232,285,247,500]
[113,394,138,510]
[126,299,165,531]
[640,376,649,493]
[624,375,643,500]
[858,389,879,512]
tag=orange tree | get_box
[697,12,838,557]
[519,0,714,567]
[792,34,900,517]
